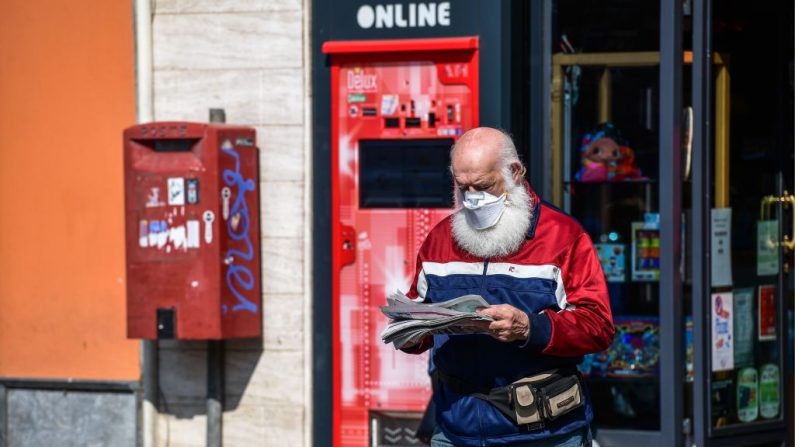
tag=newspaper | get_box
[380,291,493,349]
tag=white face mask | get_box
[461,191,507,230]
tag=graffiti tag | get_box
[221,143,258,313]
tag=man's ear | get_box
[512,162,525,184]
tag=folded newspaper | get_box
[380,291,493,349]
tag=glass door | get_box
[549,1,680,445]
[692,0,794,445]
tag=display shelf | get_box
[585,375,659,384]
[563,179,657,185]
[550,50,730,208]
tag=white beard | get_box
[452,183,533,258]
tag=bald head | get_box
[450,127,523,196]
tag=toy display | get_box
[595,243,626,283]
[631,222,660,281]
[575,122,646,182]
[579,317,659,378]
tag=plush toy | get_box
[575,122,645,182]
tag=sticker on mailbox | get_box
[145,187,165,208]
[139,220,149,247]
[221,187,231,220]
[203,210,215,244]
[186,220,200,248]
[167,177,185,206]
[186,179,199,205]
[235,137,254,147]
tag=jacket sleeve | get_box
[400,252,434,354]
[523,232,615,357]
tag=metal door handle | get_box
[782,192,795,252]
[760,191,795,252]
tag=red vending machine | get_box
[324,37,478,446]
[123,122,261,340]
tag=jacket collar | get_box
[524,181,541,240]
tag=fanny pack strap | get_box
[432,367,580,395]
[431,367,582,430]
[430,369,515,421]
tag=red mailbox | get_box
[124,122,261,339]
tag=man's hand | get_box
[476,304,530,343]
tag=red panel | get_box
[328,38,479,447]
[124,122,261,340]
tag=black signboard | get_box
[325,0,481,40]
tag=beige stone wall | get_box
[150,1,311,445]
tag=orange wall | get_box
[0,0,139,380]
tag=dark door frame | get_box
[691,0,791,445]
[659,1,686,446]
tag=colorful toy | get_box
[579,317,659,378]
[608,318,659,377]
[575,122,646,182]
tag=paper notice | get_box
[758,285,777,341]
[733,288,754,367]
[711,208,733,287]
[711,292,734,372]
[757,220,779,276]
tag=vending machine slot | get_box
[384,117,400,128]
[404,117,421,128]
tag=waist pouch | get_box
[433,367,584,431]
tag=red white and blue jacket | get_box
[405,185,614,446]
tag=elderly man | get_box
[403,128,614,446]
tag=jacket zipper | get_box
[476,395,486,447]
[481,258,490,291]
[480,258,489,447]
